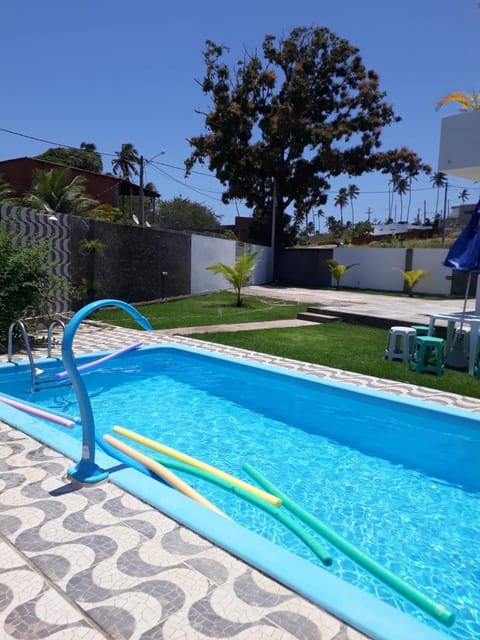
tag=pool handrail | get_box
[243,463,455,628]
[55,341,143,380]
[61,299,152,483]
[152,454,333,567]
[112,425,282,507]
[103,434,228,518]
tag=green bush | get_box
[0,229,67,349]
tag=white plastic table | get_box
[428,312,480,375]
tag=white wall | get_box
[190,235,272,293]
[191,235,236,293]
[333,248,407,290]
[249,243,273,284]
[411,249,450,295]
[438,111,480,181]
[331,247,453,294]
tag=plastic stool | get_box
[385,326,416,362]
[409,336,444,376]
[411,325,430,336]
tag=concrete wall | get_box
[277,248,333,287]
[333,248,406,291]
[0,204,71,313]
[190,235,273,293]
[191,235,236,293]
[410,248,450,295]
[438,110,480,182]
[71,220,192,307]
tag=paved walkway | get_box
[244,285,476,326]
[2,289,478,639]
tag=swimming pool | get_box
[1,343,478,640]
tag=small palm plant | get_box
[206,251,260,307]
[393,268,429,297]
[325,259,358,290]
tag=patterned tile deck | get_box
[1,321,478,639]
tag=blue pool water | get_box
[2,345,480,639]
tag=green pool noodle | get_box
[243,463,455,628]
[152,455,332,566]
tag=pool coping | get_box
[0,343,459,640]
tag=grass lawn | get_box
[92,292,309,330]
[188,322,480,400]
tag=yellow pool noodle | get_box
[112,425,282,507]
[103,434,229,519]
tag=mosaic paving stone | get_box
[0,420,371,639]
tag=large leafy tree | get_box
[111,143,140,180]
[23,167,99,216]
[36,142,103,173]
[156,196,222,230]
[186,26,429,248]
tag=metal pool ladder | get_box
[7,319,67,392]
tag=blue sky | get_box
[1,0,479,227]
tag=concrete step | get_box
[296,310,340,323]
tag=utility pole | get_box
[139,156,145,226]
[271,179,277,282]
[441,181,448,248]
[138,150,165,227]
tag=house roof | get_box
[0,156,159,199]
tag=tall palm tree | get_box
[23,167,99,215]
[430,172,447,215]
[393,177,409,221]
[347,184,359,225]
[316,208,324,233]
[111,143,140,180]
[334,188,349,224]
[458,188,469,204]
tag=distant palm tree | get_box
[393,177,409,221]
[334,188,349,224]
[347,184,359,225]
[431,172,447,215]
[111,143,140,180]
[23,167,99,215]
[317,208,324,233]
[80,142,97,153]
[458,188,469,204]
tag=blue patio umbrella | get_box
[444,198,480,271]
[443,199,480,368]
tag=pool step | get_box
[296,308,340,324]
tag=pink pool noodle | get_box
[55,341,143,380]
[0,396,75,428]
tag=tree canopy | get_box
[186,26,430,247]
[111,143,140,180]
[36,142,103,173]
[157,197,222,231]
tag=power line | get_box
[0,126,116,157]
